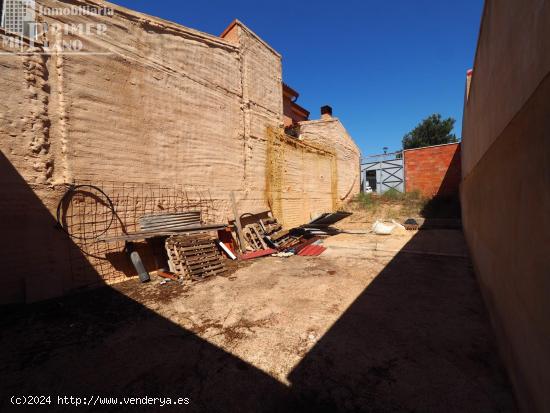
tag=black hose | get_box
[56,184,116,241]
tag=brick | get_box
[404,143,461,197]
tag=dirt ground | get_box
[0,220,516,412]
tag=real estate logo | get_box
[1,0,36,39]
[0,0,114,55]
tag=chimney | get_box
[320,105,332,119]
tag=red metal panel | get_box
[298,245,326,256]
[240,249,277,260]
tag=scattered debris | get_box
[259,218,283,234]
[298,226,341,236]
[216,239,237,260]
[230,191,247,253]
[273,233,303,250]
[240,248,278,260]
[392,220,407,234]
[297,245,326,256]
[307,211,352,226]
[404,218,419,231]
[372,219,406,235]
[125,242,150,283]
[291,236,321,254]
[295,211,350,237]
[157,270,179,281]
[217,228,238,258]
[243,223,268,250]
[271,251,294,257]
[372,220,394,235]
[231,211,353,259]
[242,218,283,251]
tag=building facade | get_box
[0,0,361,304]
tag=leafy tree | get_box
[402,114,457,149]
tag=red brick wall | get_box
[404,143,461,197]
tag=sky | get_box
[112,0,484,156]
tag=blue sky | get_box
[112,0,483,156]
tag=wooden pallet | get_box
[165,233,226,281]
[242,218,283,251]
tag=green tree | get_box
[402,114,457,149]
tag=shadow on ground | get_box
[288,233,515,412]
[0,153,515,412]
[0,231,517,412]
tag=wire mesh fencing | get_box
[58,180,218,285]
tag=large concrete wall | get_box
[461,1,550,411]
[404,143,461,198]
[0,0,360,303]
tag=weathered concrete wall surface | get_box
[0,0,359,303]
[461,1,550,411]
[462,1,550,176]
[298,118,361,202]
[266,129,337,228]
[404,143,461,197]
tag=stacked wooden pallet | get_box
[165,233,226,280]
[242,218,283,251]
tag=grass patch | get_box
[355,192,380,212]
[381,188,405,201]
[353,189,461,220]
[353,189,428,219]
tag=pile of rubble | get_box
[98,190,352,285]
[159,210,352,283]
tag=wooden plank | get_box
[186,257,222,267]
[188,261,224,273]
[178,244,217,252]
[182,251,218,258]
[98,224,227,243]
[188,263,223,273]
[178,241,216,248]
[170,235,212,244]
[230,191,246,254]
[173,237,215,246]
[171,233,213,241]
[190,263,225,275]
[251,225,267,249]
[186,255,222,267]
[178,244,218,251]
[184,250,220,260]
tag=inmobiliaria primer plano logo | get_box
[1,0,114,55]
